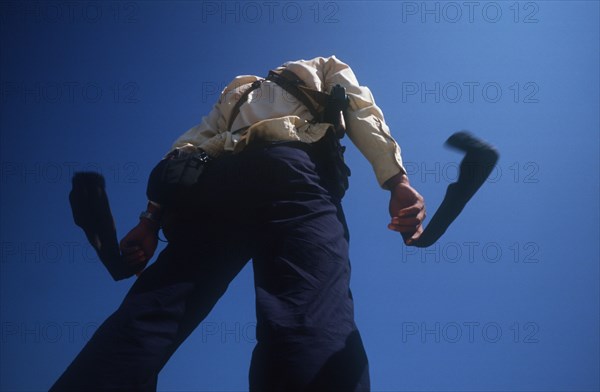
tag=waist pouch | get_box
[146,149,212,206]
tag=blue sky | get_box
[1,1,598,391]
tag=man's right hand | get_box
[119,219,159,274]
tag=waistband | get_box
[242,140,316,154]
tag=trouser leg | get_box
[246,143,370,391]
[50,221,251,392]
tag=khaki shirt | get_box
[170,55,405,187]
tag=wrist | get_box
[384,172,409,191]
[139,209,161,232]
[146,200,163,215]
[144,200,163,220]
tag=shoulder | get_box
[219,75,262,102]
[283,55,350,70]
[278,55,353,91]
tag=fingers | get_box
[387,181,426,245]
[387,221,422,234]
[123,243,148,276]
[388,203,426,246]
[388,220,416,231]
[120,242,139,254]
[118,225,157,276]
[120,242,150,268]
[397,203,425,217]
[388,206,426,230]
[123,248,147,264]
[119,235,137,253]
[404,226,424,246]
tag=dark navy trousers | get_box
[50,142,370,391]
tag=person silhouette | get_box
[51,55,426,392]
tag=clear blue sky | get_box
[1,1,598,391]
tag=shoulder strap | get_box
[266,69,329,122]
[227,79,264,133]
[227,68,344,134]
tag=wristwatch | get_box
[139,210,160,224]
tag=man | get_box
[51,56,425,391]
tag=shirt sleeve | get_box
[286,56,406,187]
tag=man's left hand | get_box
[386,173,426,246]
